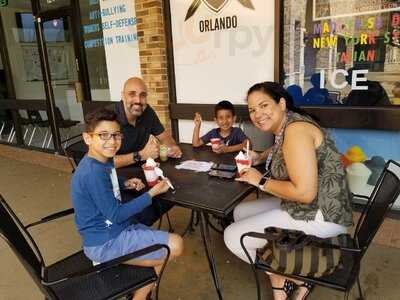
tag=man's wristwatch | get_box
[258,174,271,191]
[132,151,142,163]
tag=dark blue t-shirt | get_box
[201,127,247,146]
[110,101,165,154]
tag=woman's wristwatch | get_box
[258,174,271,191]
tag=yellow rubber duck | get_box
[344,146,367,164]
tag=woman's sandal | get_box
[271,279,296,299]
[295,281,315,300]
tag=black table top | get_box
[118,144,256,217]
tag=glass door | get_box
[35,7,87,152]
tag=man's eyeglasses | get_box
[90,132,124,141]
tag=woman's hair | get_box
[247,81,308,116]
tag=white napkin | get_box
[175,160,214,172]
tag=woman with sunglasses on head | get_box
[223,82,353,300]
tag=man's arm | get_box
[114,136,160,169]
[114,153,135,169]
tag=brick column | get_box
[134,0,171,132]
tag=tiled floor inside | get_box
[0,147,399,300]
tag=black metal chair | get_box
[240,160,400,300]
[0,194,170,300]
[62,134,86,170]
[43,108,80,149]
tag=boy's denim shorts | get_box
[84,223,169,263]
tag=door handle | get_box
[74,81,84,103]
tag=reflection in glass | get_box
[283,0,400,106]
[39,0,70,10]
[43,16,84,149]
[79,0,111,101]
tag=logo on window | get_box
[185,0,254,21]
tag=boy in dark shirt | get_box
[71,108,183,300]
[192,100,250,153]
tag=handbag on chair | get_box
[257,227,352,278]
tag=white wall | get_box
[99,0,141,101]
[169,0,276,143]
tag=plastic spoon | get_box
[154,167,175,190]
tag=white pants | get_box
[224,197,347,263]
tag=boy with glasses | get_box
[71,108,183,300]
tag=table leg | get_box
[182,209,196,237]
[199,212,223,300]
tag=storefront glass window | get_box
[39,0,70,10]
[282,0,400,198]
[283,0,400,107]
[0,54,15,144]
[0,1,49,147]
[79,0,111,101]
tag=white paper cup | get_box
[236,158,251,173]
[142,165,159,187]
[210,138,221,150]
[346,163,371,193]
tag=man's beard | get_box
[128,103,145,116]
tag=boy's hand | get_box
[148,179,170,198]
[124,178,145,191]
[139,135,160,160]
[212,143,226,154]
[194,112,202,127]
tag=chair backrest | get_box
[54,107,65,122]
[354,160,400,255]
[27,109,44,123]
[64,137,87,169]
[0,195,45,287]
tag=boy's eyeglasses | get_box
[90,132,124,141]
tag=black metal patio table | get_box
[118,143,256,300]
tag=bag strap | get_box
[308,234,360,252]
[264,227,310,252]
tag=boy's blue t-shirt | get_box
[201,127,247,146]
[71,155,152,247]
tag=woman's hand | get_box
[247,150,261,166]
[235,167,263,187]
[124,178,145,191]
